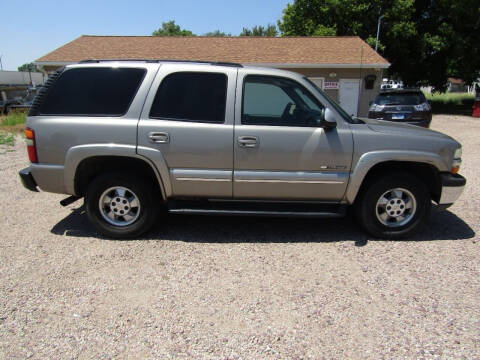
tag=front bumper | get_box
[19,167,38,192]
[438,173,466,205]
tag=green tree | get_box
[278,0,480,91]
[18,63,37,72]
[152,20,195,36]
[204,30,231,37]
[240,24,278,36]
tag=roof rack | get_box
[79,59,243,68]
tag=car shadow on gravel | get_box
[51,206,475,245]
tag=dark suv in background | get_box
[368,89,432,128]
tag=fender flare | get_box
[64,144,171,199]
[345,150,447,204]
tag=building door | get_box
[339,79,360,117]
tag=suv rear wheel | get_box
[355,173,431,239]
[85,172,159,239]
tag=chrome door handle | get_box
[238,136,259,148]
[148,132,170,144]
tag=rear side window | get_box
[149,72,227,123]
[39,67,146,116]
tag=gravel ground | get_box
[0,115,479,359]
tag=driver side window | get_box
[242,75,324,127]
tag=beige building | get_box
[35,35,389,117]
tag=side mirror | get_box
[320,108,337,130]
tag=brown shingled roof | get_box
[36,35,389,67]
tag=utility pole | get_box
[0,55,3,70]
[375,15,384,52]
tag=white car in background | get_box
[381,79,404,90]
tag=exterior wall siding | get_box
[283,68,384,117]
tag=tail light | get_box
[25,128,38,163]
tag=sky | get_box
[1,0,291,71]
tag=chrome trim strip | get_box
[234,179,344,184]
[234,170,349,184]
[176,177,231,182]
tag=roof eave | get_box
[35,61,75,66]
[245,62,390,69]
[35,60,390,69]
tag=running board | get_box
[167,200,347,218]
[60,195,81,207]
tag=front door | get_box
[233,72,353,201]
[137,64,237,198]
[339,79,360,117]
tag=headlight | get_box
[369,104,385,112]
[452,147,462,174]
[413,102,431,111]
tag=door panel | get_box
[339,79,360,117]
[234,125,352,200]
[137,64,237,198]
[233,70,353,201]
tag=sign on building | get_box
[324,81,339,90]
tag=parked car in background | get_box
[368,89,432,128]
[0,98,22,114]
[8,87,39,112]
[381,79,403,90]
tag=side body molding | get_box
[344,150,448,204]
[64,143,169,199]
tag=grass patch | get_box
[0,110,27,127]
[0,131,15,146]
[425,92,475,115]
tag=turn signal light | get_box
[451,167,459,174]
[25,127,38,163]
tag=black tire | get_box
[354,173,431,239]
[85,172,160,239]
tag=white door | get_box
[339,79,360,117]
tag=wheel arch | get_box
[346,157,442,204]
[72,155,167,200]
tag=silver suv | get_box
[19,60,466,239]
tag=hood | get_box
[357,117,454,141]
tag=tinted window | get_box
[242,76,324,127]
[150,72,227,123]
[375,92,426,106]
[40,67,146,116]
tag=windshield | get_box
[303,77,359,123]
[375,93,426,106]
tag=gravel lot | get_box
[0,115,479,359]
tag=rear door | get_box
[137,64,237,198]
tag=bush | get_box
[425,92,475,115]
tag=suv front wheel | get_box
[355,173,431,239]
[85,172,159,239]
